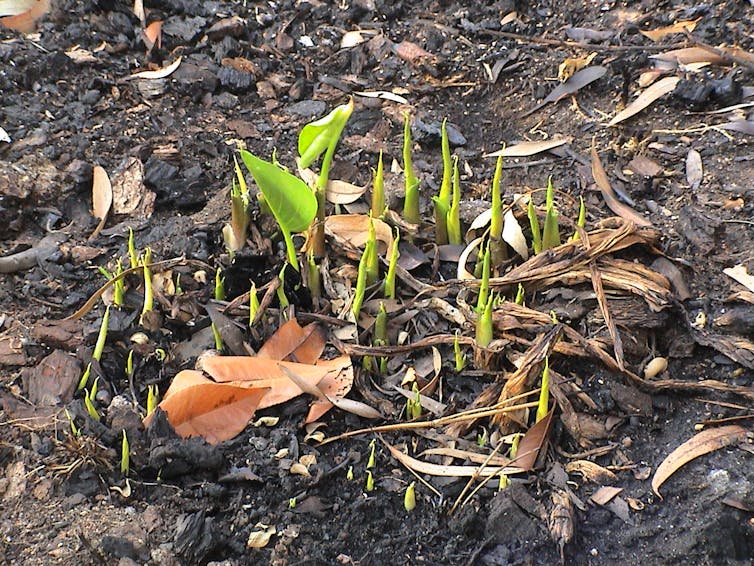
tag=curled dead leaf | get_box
[90,165,113,240]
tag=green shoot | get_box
[447,156,462,245]
[155,348,166,362]
[550,310,558,324]
[406,382,422,420]
[383,228,400,300]
[93,306,110,362]
[367,438,377,469]
[240,149,317,271]
[352,237,372,320]
[454,330,466,372]
[404,481,416,512]
[175,273,182,295]
[374,302,388,372]
[306,249,321,299]
[402,112,420,225]
[222,155,251,255]
[365,470,375,492]
[477,427,488,447]
[365,217,379,286]
[371,151,385,219]
[536,356,550,423]
[490,154,504,240]
[498,473,510,491]
[541,177,561,251]
[121,430,130,476]
[527,198,542,255]
[514,283,525,306]
[212,323,223,351]
[89,377,99,403]
[476,294,493,348]
[140,247,153,323]
[298,99,354,256]
[476,242,491,313]
[276,265,290,309]
[214,268,225,301]
[84,390,100,421]
[65,408,80,437]
[77,362,91,391]
[510,433,521,458]
[571,196,586,242]
[434,118,452,245]
[288,497,297,509]
[147,384,159,415]
[127,227,138,269]
[346,466,354,481]
[249,282,260,326]
[113,259,125,307]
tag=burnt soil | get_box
[2,1,754,565]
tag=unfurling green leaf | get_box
[371,151,385,219]
[447,156,462,245]
[121,430,130,476]
[402,112,420,224]
[298,99,354,169]
[536,356,550,423]
[527,198,542,255]
[490,153,504,240]
[384,228,400,299]
[93,306,110,362]
[434,118,453,244]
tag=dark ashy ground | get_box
[2,1,754,565]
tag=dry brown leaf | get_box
[521,66,607,117]
[126,56,182,80]
[256,319,325,364]
[590,485,623,505]
[0,0,48,32]
[247,524,276,548]
[394,40,437,65]
[513,409,554,471]
[724,264,754,293]
[685,149,703,190]
[111,157,154,217]
[484,137,570,158]
[143,20,162,51]
[639,19,699,42]
[651,425,748,497]
[326,180,368,205]
[650,47,728,65]
[132,0,145,26]
[565,460,618,484]
[591,147,652,227]
[90,165,112,239]
[609,76,680,126]
[325,214,394,255]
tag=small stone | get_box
[286,100,326,118]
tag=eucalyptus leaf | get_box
[298,100,354,168]
[239,150,316,233]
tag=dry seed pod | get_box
[643,357,668,379]
[548,489,575,563]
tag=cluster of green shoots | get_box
[350,439,415,511]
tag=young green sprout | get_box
[351,236,373,321]
[383,228,400,300]
[99,260,125,307]
[93,306,110,362]
[346,466,354,481]
[175,273,183,295]
[125,350,134,378]
[536,356,551,423]
[214,268,225,301]
[365,470,375,492]
[527,197,542,255]
[276,265,290,310]
[490,154,504,241]
[406,382,422,420]
[367,438,377,470]
[288,497,297,509]
[514,283,525,306]
[476,242,491,313]
[365,217,379,286]
[147,384,159,415]
[140,247,153,324]
[84,389,100,421]
[498,473,510,491]
[404,481,416,512]
[477,427,488,447]
[402,112,420,225]
[447,156,462,245]
[453,330,466,372]
[127,227,138,269]
[212,323,223,351]
[542,177,561,251]
[510,432,521,459]
[476,294,494,348]
[222,155,251,256]
[240,149,317,271]
[89,377,99,403]
[121,430,130,476]
[371,151,385,219]
[77,362,92,391]
[570,196,587,242]
[298,99,354,256]
[433,118,453,245]
[65,408,80,437]
[374,302,388,373]
[249,282,260,326]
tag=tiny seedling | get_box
[476,242,491,313]
[514,283,525,306]
[365,217,379,286]
[93,306,110,362]
[127,227,138,269]
[404,481,416,512]
[239,149,317,271]
[402,112,420,225]
[347,466,354,481]
[351,237,371,320]
[98,259,125,307]
[542,178,561,250]
[121,430,130,476]
[175,273,183,295]
[373,302,388,372]
[65,408,80,437]
[77,362,92,391]
[498,473,510,491]
[365,470,375,492]
[146,384,159,415]
[406,382,422,420]
[383,228,400,300]
[84,389,100,421]
[527,198,542,255]
[433,118,453,245]
[536,356,551,423]
[447,156,462,245]
[214,268,225,301]
[89,377,99,403]
[276,265,291,310]
[476,294,493,348]
[249,282,260,326]
[371,151,385,219]
[298,99,354,256]
[125,349,134,378]
[477,427,488,447]
[570,196,586,242]
[288,497,297,509]
[139,247,153,324]
[222,155,251,256]
[489,154,504,241]
[509,433,521,459]
[453,330,466,372]
[367,438,377,469]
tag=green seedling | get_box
[249,282,260,326]
[65,408,80,437]
[383,228,400,300]
[125,349,134,378]
[93,306,110,362]
[298,99,354,257]
[154,348,166,362]
[351,236,372,321]
[121,430,130,476]
[222,155,251,256]
[490,154,504,241]
[88,377,99,403]
[367,438,377,469]
[212,322,223,351]
[140,247,153,324]
[365,470,375,492]
[374,302,389,373]
[371,151,385,219]
[175,273,182,295]
[127,227,138,269]
[77,362,92,391]
[477,427,488,447]
[453,330,466,372]
[306,249,320,299]
[570,196,586,242]
[276,265,290,310]
[542,177,561,250]
[404,481,416,512]
[476,242,491,313]
[346,466,354,481]
[147,384,159,415]
[365,217,379,286]
[288,497,297,509]
[514,283,525,306]
[550,310,558,324]
[536,356,551,423]
[239,149,317,271]
[433,118,453,245]
[510,432,521,459]
[402,112,420,225]
[498,473,510,491]
[406,382,422,420]
[84,389,100,421]
[527,198,542,255]
[447,156,462,245]
[98,259,125,307]
[476,294,493,348]
[215,268,225,301]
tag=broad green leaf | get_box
[239,150,316,233]
[298,99,354,168]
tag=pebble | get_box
[286,100,326,118]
